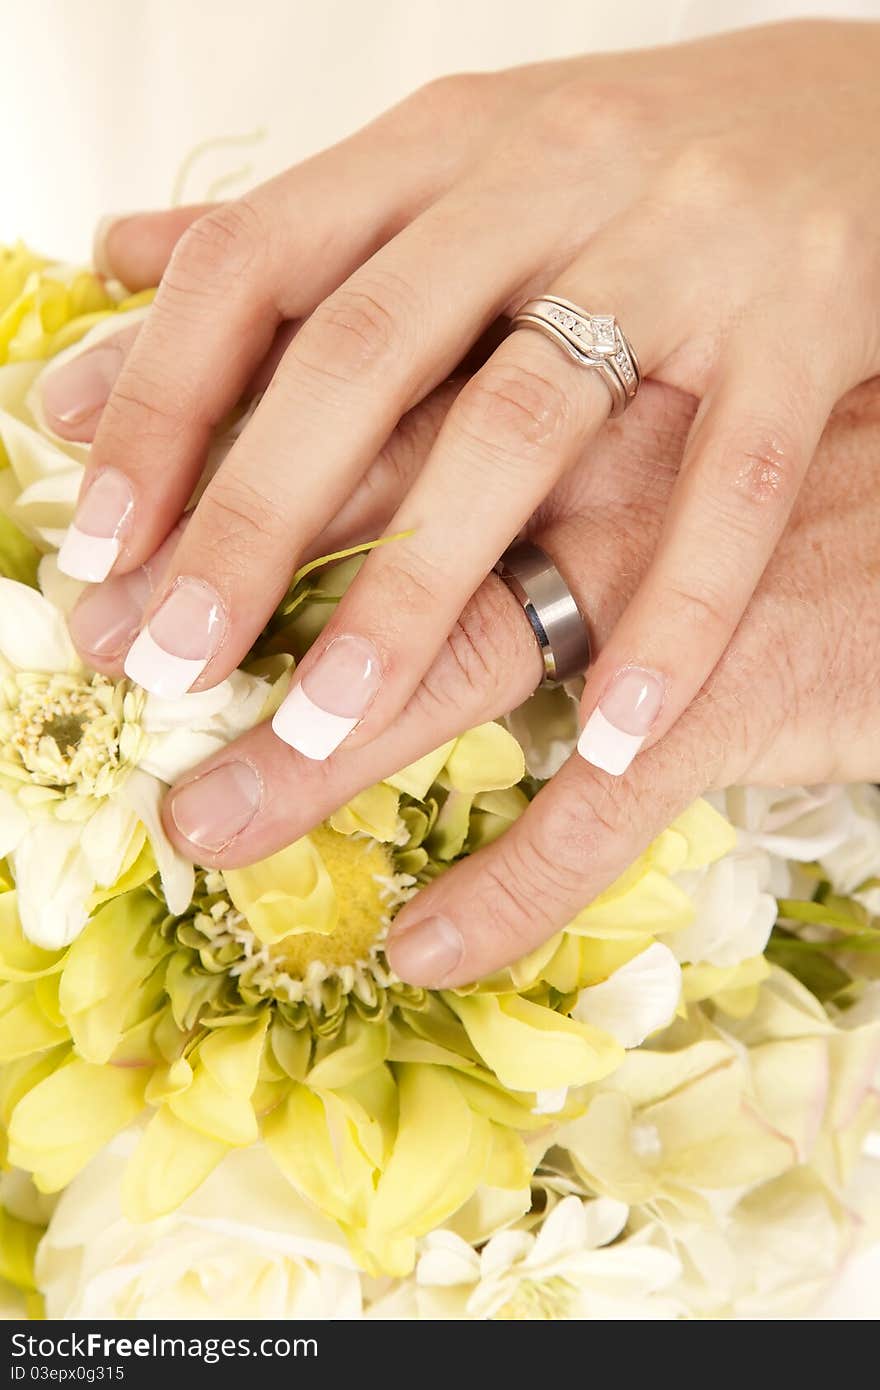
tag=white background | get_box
[2,0,879,257]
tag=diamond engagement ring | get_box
[510,296,641,416]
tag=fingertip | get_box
[165,760,264,861]
[68,566,152,671]
[94,205,214,290]
[386,914,464,987]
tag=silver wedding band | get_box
[510,296,641,416]
[495,541,591,685]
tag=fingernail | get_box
[386,916,464,986]
[69,567,152,659]
[41,342,125,440]
[57,468,134,582]
[169,762,262,853]
[272,635,382,760]
[93,214,127,280]
[124,578,226,698]
[577,666,666,775]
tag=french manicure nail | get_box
[577,666,666,775]
[169,762,262,853]
[386,916,464,985]
[272,635,382,760]
[57,468,134,582]
[69,567,152,659]
[41,342,125,438]
[124,578,226,698]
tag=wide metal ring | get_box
[494,540,591,685]
[510,295,641,417]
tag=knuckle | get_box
[794,206,869,298]
[662,578,733,638]
[100,372,191,444]
[445,580,521,702]
[711,416,805,515]
[165,199,266,288]
[295,276,412,386]
[454,360,571,464]
[405,72,492,126]
[532,78,647,160]
[732,435,802,511]
[412,578,524,720]
[380,552,441,615]
[201,473,287,557]
[661,138,747,210]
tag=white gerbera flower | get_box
[0,562,271,948]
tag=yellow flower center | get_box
[495,1275,578,1320]
[0,671,144,801]
[268,825,396,974]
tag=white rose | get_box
[36,1133,363,1319]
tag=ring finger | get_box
[266,215,678,761]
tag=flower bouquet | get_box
[0,245,878,1321]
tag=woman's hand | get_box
[54,18,880,782]
[64,373,880,985]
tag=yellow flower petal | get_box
[122,1107,229,1222]
[328,784,401,841]
[59,890,167,1064]
[224,836,338,944]
[369,1065,491,1242]
[0,981,68,1060]
[451,992,624,1091]
[8,1058,146,1191]
[385,742,455,799]
[442,723,525,794]
[264,1084,375,1230]
[168,1013,269,1145]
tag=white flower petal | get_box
[0,789,28,858]
[80,799,139,888]
[118,769,194,916]
[12,821,94,948]
[574,943,682,1048]
[38,1134,362,1320]
[417,1232,481,1288]
[526,1196,588,1267]
[37,553,86,618]
[478,1228,533,1277]
[141,671,269,782]
[819,785,880,893]
[532,1086,569,1116]
[0,578,78,673]
[138,730,230,785]
[579,1196,630,1250]
[671,852,777,967]
[718,785,854,862]
[504,685,579,779]
[142,682,236,732]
